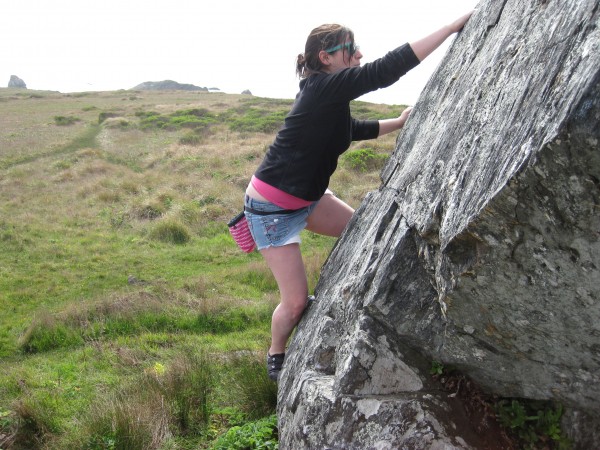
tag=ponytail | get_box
[295,24,354,79]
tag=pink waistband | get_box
[251,175,312,209]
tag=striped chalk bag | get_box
[227,211,256,253]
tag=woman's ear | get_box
[318,50,330,66]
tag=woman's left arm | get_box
[410,11,473,62]
[378,107,412,136]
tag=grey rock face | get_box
[8,75,26,88]
[278,0,600,448]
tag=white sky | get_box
[1,0,479,106]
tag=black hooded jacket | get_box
[254,43,420,201]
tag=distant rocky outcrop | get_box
[241,89,252,95]
[8,75,26,89]
[131,80,208,91]
[278,0,600,449]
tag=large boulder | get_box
[278,0,600,448]
[8,75,26,88]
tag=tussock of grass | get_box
[53,115,80,126]
[149,218,192,244]
[85,385,172,449]
[10,395,61,448]
[83,349,213,449]
[223,353,278,420]
[132,199,167,220]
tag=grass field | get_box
[0,87,406,449]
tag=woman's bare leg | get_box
[261,243,310,355]
[261,194,354,355]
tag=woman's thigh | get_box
[260,243,308,304]
[306,193,354,238]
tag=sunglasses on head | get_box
[325,41,359,56]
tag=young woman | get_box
[244,12,473,381]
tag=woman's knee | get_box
[280,295,309,321]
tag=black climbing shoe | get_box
[267,352,285,381]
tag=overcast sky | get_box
[1,0,479,105]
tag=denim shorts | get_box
[244,195,319,250]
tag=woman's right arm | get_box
[410,11,473,62]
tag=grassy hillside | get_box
[0,87,406,449]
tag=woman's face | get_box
[322,37,362,73]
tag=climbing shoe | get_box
[267,352,285,381]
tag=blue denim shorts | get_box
[244,196,319,250]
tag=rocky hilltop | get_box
[131,80,208,91]
[278,0,600,448]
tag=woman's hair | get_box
[296,24,354,79]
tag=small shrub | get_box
[430,361,444,376]
[150,219,191,244]
[211,414,278,450]
[136,108,216,131]
[54,115,80,126]
[227,108,286,134]
[98,111,120,124]
[169,109,214,129]
[102,118,130,129]
[495,399,571,449]
[138,112,170,130]
[342,147,388,172]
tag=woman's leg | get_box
[261,243,310,355]
[306,193,354,237]
[260,194,354,356]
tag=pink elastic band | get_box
[251,175,312,209]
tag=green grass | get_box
[0,87,405,449]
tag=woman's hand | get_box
[398,106,413,128]
[410,10,474,61]
[378,107,413,136]
[448,11,474,33]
